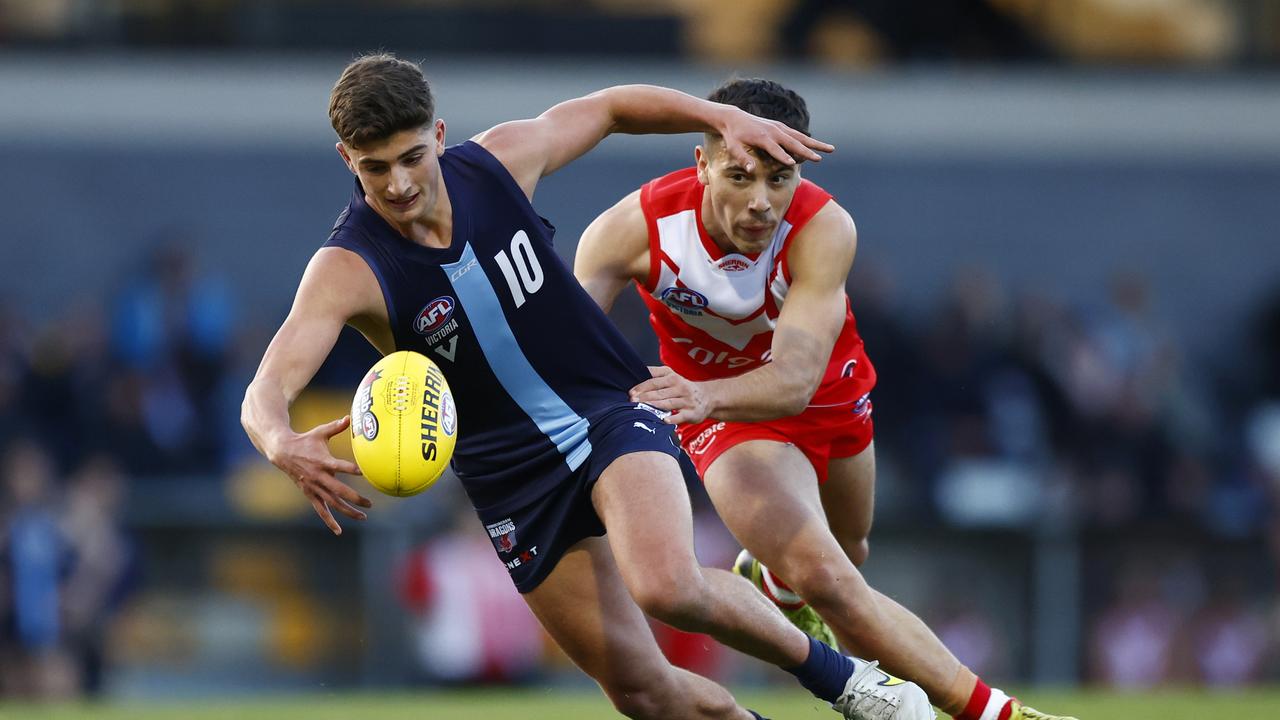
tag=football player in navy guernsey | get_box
[241,54,934,720]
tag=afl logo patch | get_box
[660,287,708,316]
[439,392,457,437]
[359,411,379,440]
[351,368,381,439]
[414,297,455,335]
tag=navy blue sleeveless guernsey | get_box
[324,141,651,515]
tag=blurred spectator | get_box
[928,592,1007,680]
[780,0,1050,61]
[1257,286,1280,399]
[22,300,114,473]
[0,438,76,699]
[1088,565,1182,687]
[395,498,544,684]
[109,240,235,476]
[0,299,28,442]
[1186,579,1273,686]
[58,455,136,697]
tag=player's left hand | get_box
[717,107,834,171]
[629,366,713,425]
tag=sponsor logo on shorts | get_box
[505,546,538,571]
[635,402,672,421]
[841,358,859,378]
[687,421,726,456]
[633,422,656,434]
[486,518,517,554]
[852,393,872,419]
[660,286,708,316]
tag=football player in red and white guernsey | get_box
[574,78,1075,720]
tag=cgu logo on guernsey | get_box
[660,286,708,316]
[414,296,455,335]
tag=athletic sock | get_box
[783,635,856,704]
[952,677,1014,720]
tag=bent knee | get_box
[779,555,874,615]
[608,686,668,720]
[630,571,712,630]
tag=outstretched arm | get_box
[573,190,650,313]
[473,85,834,199]
[242,248,385,535]
[630,202,857,424]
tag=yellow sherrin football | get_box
[349,350,458,496]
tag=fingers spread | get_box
[329,458,363,476]
[330,496,369,521]
[760,139,797,167]
[310,496,342,535]
[334,481,373,509]
[320,415,352,439]
[318,475,372,510]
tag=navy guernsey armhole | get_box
[323,232,401,339]
[455,141,558,244]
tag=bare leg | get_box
[822,442,877,567]
[523,534,754,720]
[590,451,812,668]
[704,439,969,708]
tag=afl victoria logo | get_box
[660,287,708,316]
[414,297,455,335]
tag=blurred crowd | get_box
[0,0,1271,66]
[841,262,1280,686]
[1,240,1278,696]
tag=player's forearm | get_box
[703,362,818,422]
[600,85,732,136]
[241,377,297,463]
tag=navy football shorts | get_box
[474,402,699,593]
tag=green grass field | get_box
[4,688,1278,720]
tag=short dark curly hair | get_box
[707,78,810,136]
[329,53,434,149]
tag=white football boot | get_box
[833,657,935,720]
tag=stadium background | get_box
[1,0,1278,716]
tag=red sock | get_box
[953,678,1014,720]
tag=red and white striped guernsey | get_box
[635,168,875,408]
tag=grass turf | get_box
[4,688,1278,719]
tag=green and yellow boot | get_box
[733,548,839,651]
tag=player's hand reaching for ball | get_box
[716,106,833,171]
[629,366,713,425]
[267,415,373,536]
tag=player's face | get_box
[696,139,801,255]
[337,120,446,227]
